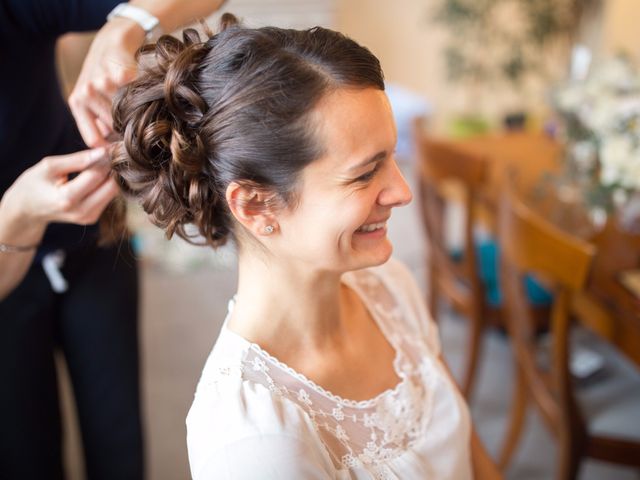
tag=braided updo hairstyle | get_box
[111,13,384,247]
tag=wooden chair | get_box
[413,124,497,399]
[497,189,640,479]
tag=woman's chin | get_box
[351,240,393,270]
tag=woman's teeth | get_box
[357,222,386,233]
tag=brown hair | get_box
[111,13,384,247]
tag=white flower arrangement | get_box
[555,55,640,194]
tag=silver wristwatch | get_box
[107,3,163,40]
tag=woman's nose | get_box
[378,160,412,208]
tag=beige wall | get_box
[336,0,455,129]
[56,32,94,97]
[335,0,559,129]
[601,0,640,59]
[336,0,640,130]
[57,0,640,130]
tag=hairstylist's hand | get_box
[68,18,146,147]
[0,148,119,245]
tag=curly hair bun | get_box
[111,16,240,247]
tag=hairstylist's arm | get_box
[0,148,117,300]
[69,0,228,147]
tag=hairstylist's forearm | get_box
[131,0,228,34]
[0,199,44,301]
[0,265,35,301]
[0,148,116,300]
[0,251,36,301]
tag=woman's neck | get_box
[227,253,352,357]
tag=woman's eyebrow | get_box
[346,150,387,172]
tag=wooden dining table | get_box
[450,131,640,367]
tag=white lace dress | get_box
[186,259,472,479]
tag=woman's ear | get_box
[225,182,279,237]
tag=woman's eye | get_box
[355,162,381,183]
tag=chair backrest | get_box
[416,136,488,187]
[498,188,596,433]
[499,190,595,291]
[413,122,489,282]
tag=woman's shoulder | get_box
[186,361,317,458]
[186,331,334,479]
[187,382,332,478]
[187,329,309,439]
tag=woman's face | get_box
[272,87,412,273]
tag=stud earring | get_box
[264,225,274,234]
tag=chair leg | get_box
[498,366,528,470]
[555,399,585,480]
[460,310,484,398]
[556,430,582,480]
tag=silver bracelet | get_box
[0,242,39,253]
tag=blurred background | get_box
[55,1,640,478]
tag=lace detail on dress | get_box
[238,348,438,476]
[208,268,439,476]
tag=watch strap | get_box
[107,3,162,39]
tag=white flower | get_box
[612,188,629,207]
[584,99,619,135]
[360,452,374,465]
[555,56,640,194]
[335,425,349,442]
[363,412,378,428]
[377,446,394,461]
[332,406,345,421]
[341,453,360,468]
[600,135,633,186]
[361,442,381,465]
[297,389,312,406]
[556,84,584,112]
[593,57,638,92]
[251,357,269,373]
[267,382,284,397]
[627,159,640,190]
[373,465,395,480]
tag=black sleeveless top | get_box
[0,0,119,255]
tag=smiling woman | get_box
[269,87,412,273]
[111,13,498,480]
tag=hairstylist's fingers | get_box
[70,75,120,136]
[58,162,111,208]
[96,73,122,99]
[96,117,114,139]
[41,148,107,177]
[107,62,137,90]
[70,102,109,148]
[84,86,115,131]
[66,177,119,225]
